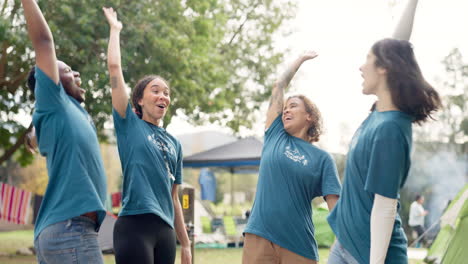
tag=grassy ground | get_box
[0,230,426,263]
[0,230,33,255]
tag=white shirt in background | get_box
[409,201,425,227]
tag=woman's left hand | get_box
[180,245,192,264]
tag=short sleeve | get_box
[35,115,61,156]
[365,123,409,199]
[319,153,342,197]
[174,142,183,185]
[264,115,284,142]
[112,103,136,133]
[34,66,67,111]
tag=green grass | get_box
[0,230,34,255]
[0,230,425,263]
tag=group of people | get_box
[244,0,439,263]
[22,1,189,263]
[20,0,441,263]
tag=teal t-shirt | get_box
[113,104,182,228]
[32,67,107,239]
[244,116,341,261]
[327,110,412,264]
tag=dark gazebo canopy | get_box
[183,137,263,168]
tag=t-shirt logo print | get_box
[147,134,175,156]
[284,145,308,166]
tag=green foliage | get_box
[439,48,468,144]
[0,0,296,167]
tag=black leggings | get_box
[113,213,176,264]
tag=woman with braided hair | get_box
[103,7,191,264]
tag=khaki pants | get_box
[242,233,317,264]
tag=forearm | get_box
[173,198,191,247]
[266,55,308,127]
[325,194,339,211]
[370,194,398,264]
[107,28,123,71]
[392,0,419,41]
[272,56,307,104]
[21,0,54,46]
[276,56,307,89]
[107,27,128,114]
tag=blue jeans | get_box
[328,240,360,264]
[34,216,103,264]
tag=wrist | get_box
[181,240,191,248]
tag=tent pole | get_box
[230,167,235,214]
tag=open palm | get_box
[103,7,122,30]
[302,50,318,61]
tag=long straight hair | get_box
[372,38,441,124]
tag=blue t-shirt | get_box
[113,104,183,228]
[327,110,412,264]
[244,116,341,260]
[32,67,107,239]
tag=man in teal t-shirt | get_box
[22,1,107,263]
[327,110,412,264]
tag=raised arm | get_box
[21,0,58,83]
[265,51,318,130]
[103,7,129,118]
[392,0,419,41]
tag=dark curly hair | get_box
[371,38,441,124]
[286,94,323,143]
[131,75,170,119]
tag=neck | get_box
[288,126,310,142]
[142,114,161,126]
[375,87,399,112]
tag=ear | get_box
[138,98,144,106]
[306,113,313,122]
[377,66,387,76]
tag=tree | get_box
[438,48,468,144]
[415,48,468,145]
[0,0,296,167]
[402,48,468,241]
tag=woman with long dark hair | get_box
[103,7,191,264]
[327,1,441,263]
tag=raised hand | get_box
[301,50,319,61]
[104,6,128,118]
[265,49,319,130]
[103,7,123,31]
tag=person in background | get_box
[408,194,429,247]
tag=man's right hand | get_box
[24,127,37,154]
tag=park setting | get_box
[1,0,467,263]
